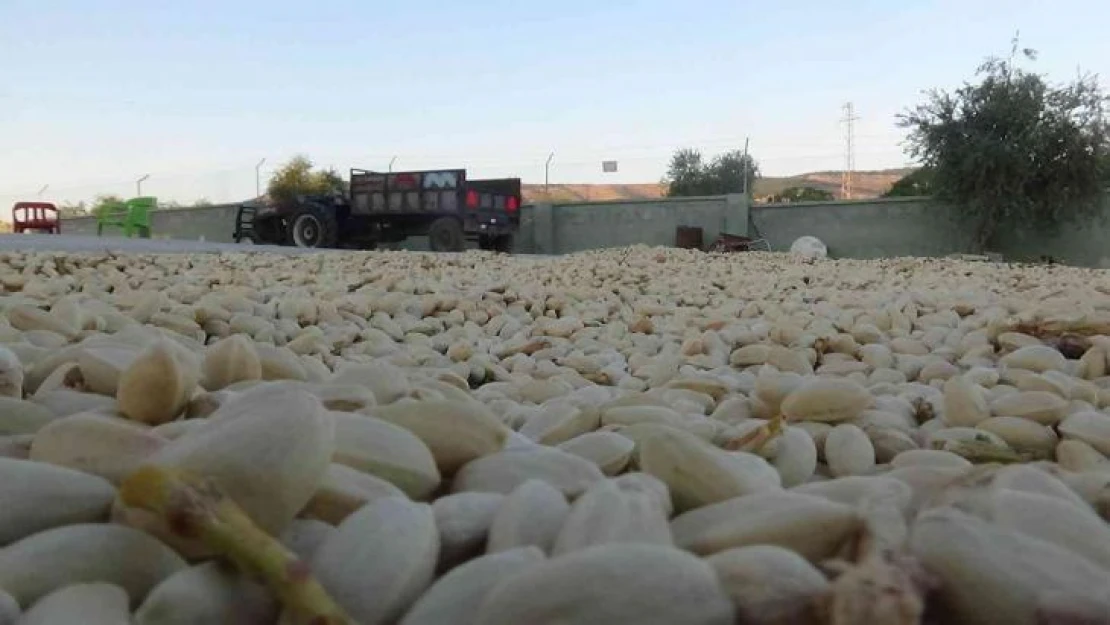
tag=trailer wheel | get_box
[288,203,339,248]
[428,217,465,252]
[492,234,513,254]
[479,234,513,253]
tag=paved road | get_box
[0,234,327,255]
[0,234,556,258]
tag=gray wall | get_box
[64,204,241,243]
[63,196,752,256]
[59,193,1110,267]
[63,204,440,250]
[747,194,1110,267]
[988,194,1110,268]
[519,195,748,254]
[749,197,978,259]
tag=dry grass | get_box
[755,169,914,201]
[0,170,918,224]
[523,169,917,204]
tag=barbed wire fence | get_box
[0,136,912,219]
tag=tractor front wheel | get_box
[288,204,339,248]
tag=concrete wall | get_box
[748,193,1110,266]
[63,196,752,256]
[518,195,748,254]
[749,197,978,259]
[988,194,1110,268]
[63,204,443,250]
[58,193,1110,267]
[64,204,241,243]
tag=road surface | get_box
[0,234,535,256]
[0,234,330,255]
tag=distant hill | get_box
[0,169,917,225]
[753,168,916,201]
[522,168,916,203]
[522,183,667,203]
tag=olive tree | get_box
[882,169,934,198]
[665,148,760,197]
[770,186,835,203]
[898,38,1110,247]
[267,155,348,208]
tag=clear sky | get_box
[2,0,1108,208]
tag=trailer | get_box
[11,202,61,235]
[235,168,522,252]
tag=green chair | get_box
[96,196,155,238]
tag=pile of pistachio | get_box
[1,246,1110,624]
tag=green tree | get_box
[665,148,760,197]
[898,37,1110,247]
[663,148,705,197]
[882,169,935,197]
[192,198,213,207]
[770,186,835,203]
[57,201,89,217]
[267,155,348,208]
[89,194,126,218]
[708,150,760,195]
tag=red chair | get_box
[11,202,61,234]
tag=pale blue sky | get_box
[2,0,1108,207]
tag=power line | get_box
[841,102,860,199]
[0,148,910,198]
[0,141,914,205]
